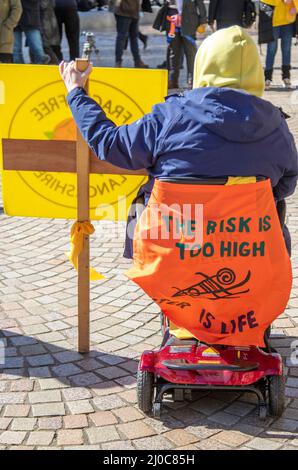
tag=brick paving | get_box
[0,27,298,449]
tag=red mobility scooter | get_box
[133,178,291,419]
[138,321,282,419]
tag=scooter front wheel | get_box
[137,369,154,415]
[268,375,285,417]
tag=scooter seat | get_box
[169,337,198,347]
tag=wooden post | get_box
[76,58,90,353]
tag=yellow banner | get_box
[0,65,167,220]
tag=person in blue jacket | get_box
[60,26,298,258]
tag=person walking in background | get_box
[53,0,80,61]
[124,0,152,51]
[0,0,22,63]
[13,0,50,64]
[40,0,60,64]
[208,0,247,29]
[260,0,298,89]
[154,0,207,89]
[109,0,149,68]
[125,0,153,50]
[139,0,153,48]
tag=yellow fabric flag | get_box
[66,221,105,281]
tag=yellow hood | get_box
[193,26,265,98]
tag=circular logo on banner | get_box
[8,80,147,212]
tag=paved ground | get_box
[0,28,298,450]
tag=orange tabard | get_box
[126,179,292,347]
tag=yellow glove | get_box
[197,24,206,34]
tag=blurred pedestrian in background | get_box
[139,0,153,47]
[13,0,50,64]
[260,0,298,89]
[208,0,247,29]
[53,0,80,61]
[153,0,207,89]
[40,0,60,64]
[109,0,149,68]
[0,0,22,63]
[124,0,152,51]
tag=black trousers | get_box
[168,32,196,84]
[277,199,291,256]
[0,53,13,63]
[217,20,243,30]
[115,14,140,63]
[53,6,80,61]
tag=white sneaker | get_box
[283,78,292,88]
[265,79,272,90]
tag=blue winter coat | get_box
[67,86,298,258]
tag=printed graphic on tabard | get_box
[127,180,292,347]
[0,65,167,220]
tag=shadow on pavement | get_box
[0,329,297,441]
[0,329,138,391]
